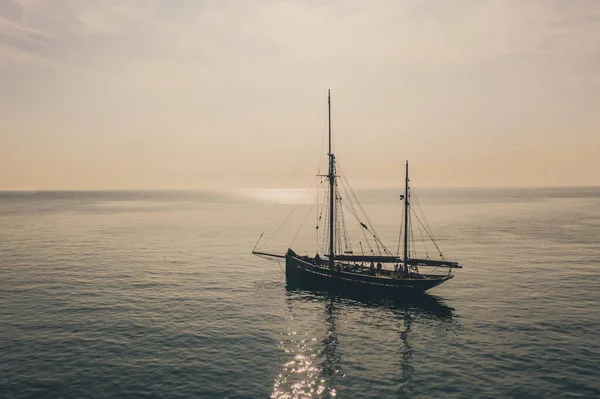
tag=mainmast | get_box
[403,160,409,275]
[328,89,335,269]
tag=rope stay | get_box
[336,161,393,256]
[289,185,320,248]
[396,204,405,257]
[256,175,319,251]
[255,151,450,267]
[255,100,330,256]
[410,188,447,261]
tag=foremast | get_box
[403,160,409,276]
[327,89,335,270]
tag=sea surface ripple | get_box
[1,188,599,398]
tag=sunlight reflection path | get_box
[272,299,340,399]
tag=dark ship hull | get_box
[285,251,452,297]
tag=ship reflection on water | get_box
[272,281,456,398]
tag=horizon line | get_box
[1,185,600,193]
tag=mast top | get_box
[328,89,332,156]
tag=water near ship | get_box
[1,187,600,398]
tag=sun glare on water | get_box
[272,330,336,399]
[241,189,318,205]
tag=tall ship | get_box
[253,90,462,296]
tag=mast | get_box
[403,160,409,275]
[328,89,335,269]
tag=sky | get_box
[1,0,599,190]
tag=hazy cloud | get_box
[1,0,599,189]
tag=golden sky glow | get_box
[1,0,599,190]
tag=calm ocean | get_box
[1,188,599,398]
